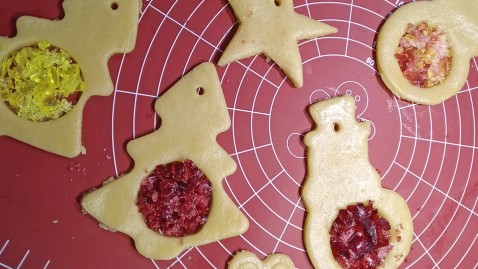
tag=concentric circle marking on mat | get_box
[1,0,477,268]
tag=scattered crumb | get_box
[102,177,115,186]
[80,206,88,215]
[52,219,59,224]
[394,254,404,262]
[81,145,87,155]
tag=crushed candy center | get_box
[330,201,392,269]
[136,159,212,237]
[395,22,451,88]
[0,41,85,121]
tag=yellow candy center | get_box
[0,41,85,122]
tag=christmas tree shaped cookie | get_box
[218,0,337,88]
[0,0,140,157]
[377,0,478,105]
[302,96,413,268]
[81,63,249,260]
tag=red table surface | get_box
[0,0,477,268]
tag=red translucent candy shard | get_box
[136,159,212,237]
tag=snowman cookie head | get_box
[305,96,370,156]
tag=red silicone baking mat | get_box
[0,0,477,268]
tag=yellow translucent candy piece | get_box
[0,41,85,122]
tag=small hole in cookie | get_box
[333,123,340,132]
[196,87,205,95]
[274,0,281,6]
[111,2,119,10]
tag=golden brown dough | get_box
[377,0,478,105]
[81,63,249,260]
[302,96,413,268]
[218,0,337,88]
[228,251,295,269]
[0,0,141,157]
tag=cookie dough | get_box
[218,0,337,88]
[302,96,413,268]
[81,63,249,260]
[0,0,141,157]
[377,0,478,105]
[228,251,295,269]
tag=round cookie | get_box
[376,0,478,105]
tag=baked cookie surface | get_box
[81,63,249,260]
[302,96,413,268]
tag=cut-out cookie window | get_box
[81,63,249,260]
[0,0,140,157]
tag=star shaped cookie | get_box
[0,0,140,157]
[218,0,337,87]
[81,63,249,260]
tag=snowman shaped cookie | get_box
[302,96,413,268]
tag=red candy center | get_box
[330,202,392,269]
[136,160,212,237]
